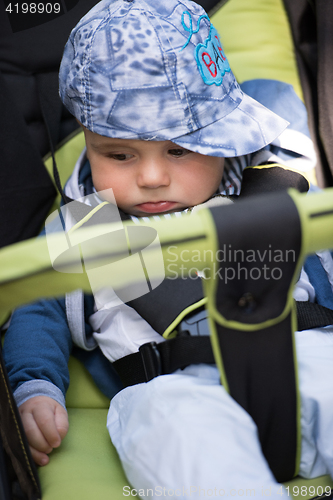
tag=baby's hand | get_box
[18,396,69,466]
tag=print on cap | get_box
[181,11,230,86]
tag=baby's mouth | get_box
[135,201,178,214]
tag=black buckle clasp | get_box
[139,342,162,382]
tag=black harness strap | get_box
[113,301,333,389]
[113,336,215,387]
[203,193,302,483]
[296,301,333,331]
[240,165,309,198]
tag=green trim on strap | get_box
[163,297,207,339]
[291,299,302,477]
[206,308,230,393]
[289,188,333,256]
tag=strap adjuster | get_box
[139,342,162,381]
[113,336,215,388]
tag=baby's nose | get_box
[137,161,170,188]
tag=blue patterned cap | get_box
[59,0,288,157]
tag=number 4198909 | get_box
[5,3,61,14]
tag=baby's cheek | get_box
[91,171,114,193]
[90,170,102,191]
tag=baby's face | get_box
[83,128,224,217]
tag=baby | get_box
[5,0,333,498]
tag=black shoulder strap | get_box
[239,164,309,198]
[296,301,333,331]
[127,277,204,335]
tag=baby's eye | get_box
[168,148,190,157]
[107,153,132,161]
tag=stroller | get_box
[0,0,333,498]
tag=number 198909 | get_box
[285,485,332,497]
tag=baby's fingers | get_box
[19,410,53,455]
[31,403,63,449]
[18,396,68,466]
[54,404,69,440]
[29,445,50,467]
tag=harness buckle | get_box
[139,342,162,382]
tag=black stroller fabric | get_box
[0,0,101,249]
[0,1,101,496]
[0,345,41,500]
[283,0,333,187]
[0,73,57,249]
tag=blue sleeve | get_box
[304,252,333,310]
[3,297,72,400]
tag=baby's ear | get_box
[190,195,233,214]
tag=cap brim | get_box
[171,92,289,158]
